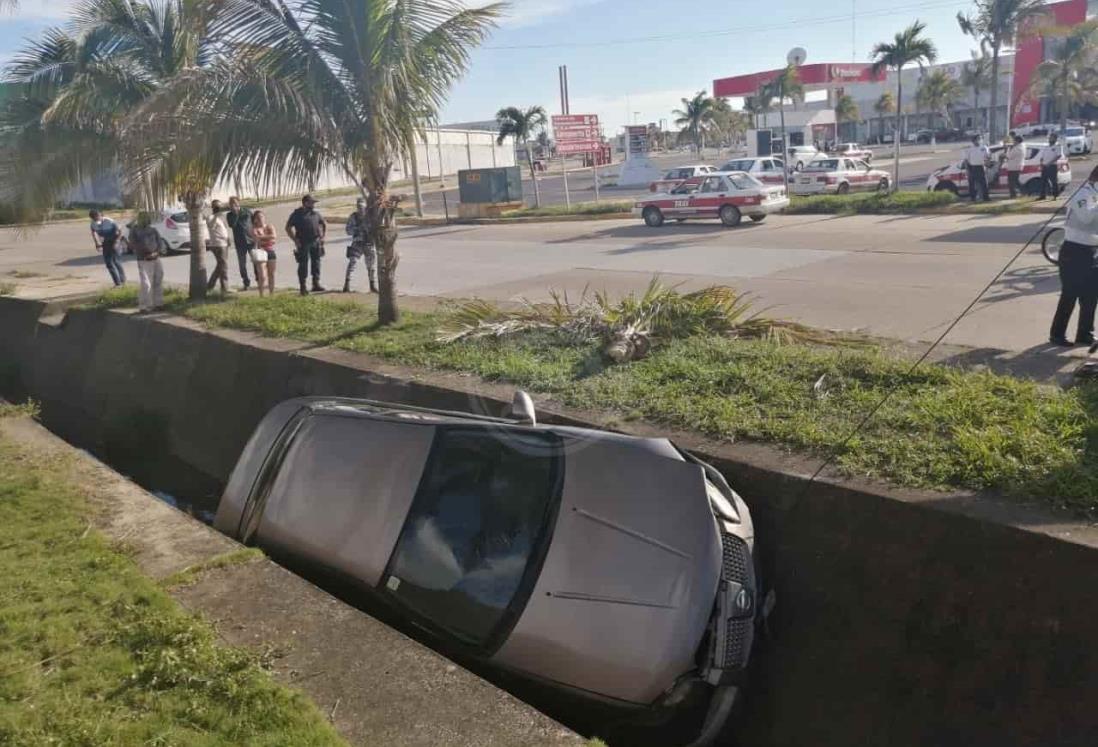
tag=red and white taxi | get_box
[717,157,788,186]
[829,142,873,162]
[633,171,789,228]
[925,143,1072,197]
[791,158,891,195]
[648,164,717,192]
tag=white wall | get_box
[211,128,514,202]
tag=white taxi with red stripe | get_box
[648,164,717,193]
[925,143,1072,197]
[830,142,873,162]
[791,158,891,196]
[633,172,789,228]
[717,157,788,186]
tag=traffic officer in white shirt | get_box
[962,134,991,202]
[1003,133,1026,199]
[1049,165,1098,346]
[1038,132,1064,200]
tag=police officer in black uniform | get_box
[285,194,327,295]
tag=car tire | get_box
[836,182,851,195]
[749,214,766,223]
[642,206,664,228]
[719,204,742,227]
[933,181,958,195]
[877,178,890,193]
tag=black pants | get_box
[235,243,253,287]
[295,240,322,287]
[1008,170,1021,199]
[966,165,988,201]
[1040,164,1059,199]
[1050,241,1098,343]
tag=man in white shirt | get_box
[1049,165,1098,346]
[962,134,991,202]
[205,200,232,295]
[1003,133,1026,199]
[1038,133,1064,200]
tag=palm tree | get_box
[871,21,937,192]
[0,0,218,299]
[916,69,964,136]
[763,65,803,179]
[958,0,1049,140]
[142,0,503,324]
[873,92,895,143]
[835,93,860,140]
[1030,20,1098,134]
[960,51,993,132]
[497,106,547,208]
[672,91,716,154]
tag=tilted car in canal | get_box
[215,394,767,744]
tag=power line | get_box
[483,0,962,51]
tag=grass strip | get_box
[92,289,1098,515]
[0,429,347,746]
[785,191,957,214]
[161,548,266,589]
[502,200,633,218]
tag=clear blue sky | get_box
[3,0,983,133]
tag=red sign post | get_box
[552,114,603,204]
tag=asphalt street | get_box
[3,202,1091,381]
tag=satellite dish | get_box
[787,47,807,66]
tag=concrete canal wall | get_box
[1,295,1096,747]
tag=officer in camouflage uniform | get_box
[343,198,377,293]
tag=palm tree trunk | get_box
[989,44,1001,140]
[186,193,207,300]
[525,145,541,208]
[365,184,400,325]
[893,76,903,193]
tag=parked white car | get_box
[925,143,1072,197]
[791,158,891,195]
[648,165,717,193]
[717,157,788,186]
[1059,126,1093,156]
[829,142,873,162]
[127,210,193,253]
[786,146,822,171]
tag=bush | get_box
[786,191,956,214]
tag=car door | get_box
[689,176,728,217]
[845,159,867,190]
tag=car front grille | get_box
[724,617,750,669]
[721,532,748,584]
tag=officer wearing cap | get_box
[1049,165,1098,347]
[343,197,377,293]
[962,133,991,202]
[1038,132,1065,200]
[285,194,327,295]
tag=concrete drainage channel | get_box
[3,296,1098,747]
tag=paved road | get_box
[2,204,1090,380]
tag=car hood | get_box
[492,435,721,705]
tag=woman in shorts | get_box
[251,210,278,295]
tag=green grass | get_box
[501,200,633,218]
[161,548,266,589]
[155,293,1098,515]
[0,400,40,419]
[786,191,957,214]
[0,434,347,746]
[0,282,14,297]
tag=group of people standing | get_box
[961,131,1065,202]
[88,193,378,308]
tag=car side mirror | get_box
[511,390,537,425]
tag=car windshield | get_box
[384,427,561,647]
[1064,128,1085,136]
[805,159,839,171]
[721,160,754,172]
[727,173,763,189]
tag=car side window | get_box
[384,427,562,648]
[700,176,724,193]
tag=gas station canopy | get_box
[713,63,885,98]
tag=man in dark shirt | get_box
[285,194,327,295]
[227,197,254,290]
